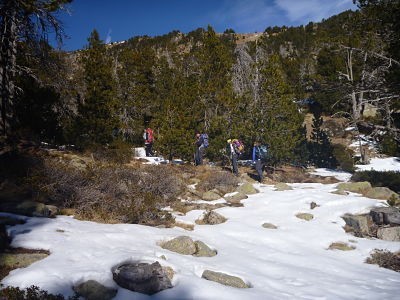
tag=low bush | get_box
[31,157,184,225]
[332,144,354,173]
[0,285,78,300]
[196,170,240,194]
[379,133,399,157]
[90,139,133,164]
[365,249,400,272]
[351,170,400,193]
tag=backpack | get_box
[233,139,244,154]
[146,128,154,143]
[201,133,209,148]
[258,144,268,160]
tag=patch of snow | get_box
[310,168,352,181]
[189,199,227,205]
[356,157,400,172]
[2,184,400,299]
[345,126,356,131]
[223,191,239,197]
[173,210,205,225]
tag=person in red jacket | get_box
[143,127,154,157]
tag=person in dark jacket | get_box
[194,132,204,166]
[226,139,239,176]
[252,141,264,183]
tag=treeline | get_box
[3,0,399,164]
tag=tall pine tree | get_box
[75,29,119,147]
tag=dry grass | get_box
[196,169,240,194]
[365,249,400,272]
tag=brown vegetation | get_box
[366,249,400,272]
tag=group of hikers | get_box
[143,128,268,183]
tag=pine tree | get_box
[308,109,335,168]
[0,0,71,136]
[246,55,304,165]
[75,29,120,147]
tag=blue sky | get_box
[58,0,358,51]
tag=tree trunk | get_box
[0,2,18,136]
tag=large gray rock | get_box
[196,210,227,225]
[202,191,222,201]
[336,182,372,194]
[202,270,249,288]
[370,207,400,225]
[194,241,217,257]
[376,227,400,241]
[73,280,117,300]
[274,183,293,191]
[237,183,258,195]
[113,262,172,295]
[342,214,372,236]
[365,187,399,201]
[161,236,196,255]
[224,192,248,204]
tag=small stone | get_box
[196,210,227,225]
[202,191,222,201]
[310,202,319,209]
[262,223,278,229]
[194,241,217,257]
[274,183,293,191]
[202,270,249,288]
[328,242,356,251]
[237,182,258,195]
[295,213,314,221]
[160,236,196,255]
[376,227,400,241]
[224,192,248,204]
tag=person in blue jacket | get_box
[252,141,264,183]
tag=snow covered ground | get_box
[355,157,400,172]
[2,178,400,299]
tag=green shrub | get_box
[0,285,78,300]
[379,133,399,157]
[351,170,400,193]
[332,144,354,173]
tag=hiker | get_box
[252,141,264,183]
[227,139,243,176]
[143,127,154,157]
[194,132,208,165]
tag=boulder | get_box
[237,183,258,195]
[274,183,293,191]
[160,236,197,255]
[201,270,249,288]
[202,191,221,201]
[262,223,278,229]
[376,227,400,242]
[365,187,399,201]
[295,213,314,221]
[73,280,117,300]
[336,182,371,194]
[224,192,248,204]
[196,210,227,225]
[370,207,400,225]
[113,262,172,295]
[342,214,372,236]
[194,241,217,257]
[1,201,59,218]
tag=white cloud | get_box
[105,28,112,44]
[275,0,357,23]
[208,0,357,33]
